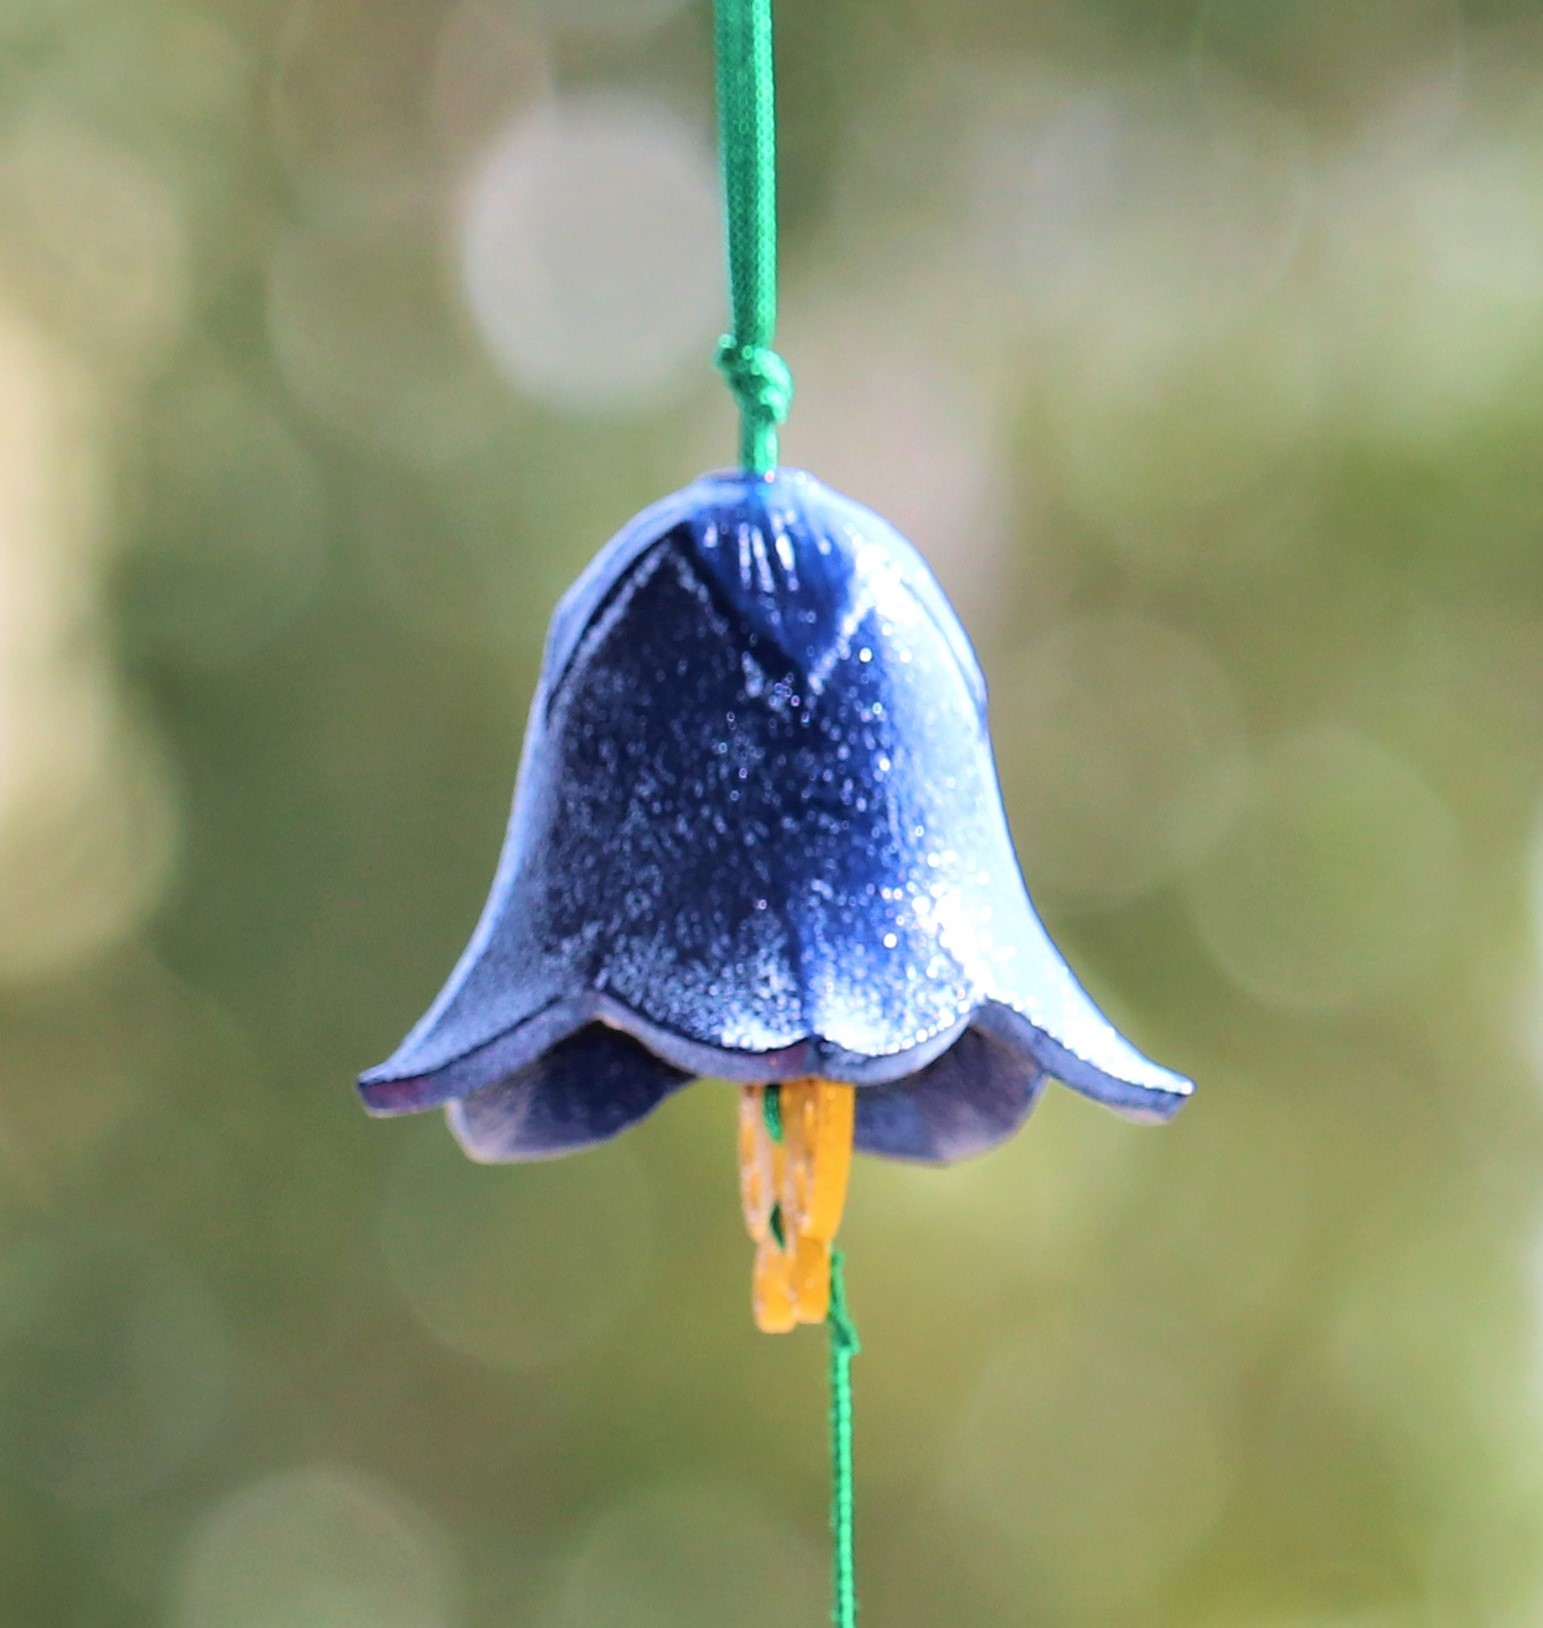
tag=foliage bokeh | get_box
[3,0,1543,1623]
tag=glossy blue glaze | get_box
[359,469,1192,1163]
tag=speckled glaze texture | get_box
[359,469,1192,1163]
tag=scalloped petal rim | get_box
[357,990,1193,1122]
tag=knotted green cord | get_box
[713,0,792,473]
[762,1086,860,1628]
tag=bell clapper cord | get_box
[713,0,793,474]
[826,1244,861,1628]
[739,1081,861,1628]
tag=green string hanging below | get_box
[827,1252,861,1628]
[762,1084,861,1628]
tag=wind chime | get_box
[358,2,1193,1619]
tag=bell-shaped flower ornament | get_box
[359,468,1192,1323]
[360,5,1190,1614]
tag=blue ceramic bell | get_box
[359,468,1192,1167]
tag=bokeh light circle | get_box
[267,208,503,464]
[429,2,550,165]
[0,697,181,985]
[273,0,470,199]
[173,1465,459,1628]
[121,369,328,666]
[1187,727,1462,1010]
[378,1124,655,1373]
[1321,135,1543,441]
[541,1479,826,1628]
[964,63,1312,335]
[460,95,722,412]
[0,112,187,373]
[776,309,1011,633]
[0,1230,230,1507]
[944,1318,1231,1613]
[998,614,1248,902]
[1049,312,1323,569]
[1192,0,1466,128]
[0,309,179,984]
[528,0,694,36]
[1523,810,1543,1087]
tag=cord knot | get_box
[827,1250,861,1355]
[715,338,793,425]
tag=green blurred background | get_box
[3,0,1543,1622]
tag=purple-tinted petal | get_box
[447,1023,691,1162]
[853,1025,1046,1164]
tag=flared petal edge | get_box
[359,988,1189,1146]
[439,1020,1048,1165]
[357,989,977,1114]
[974,1001,1192,1123]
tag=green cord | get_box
[762,1081,784,1143]
[759,1086,861,1627]
[712,0,792,473]
[763,1085,785,1244]
[827,1250,860,1628]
